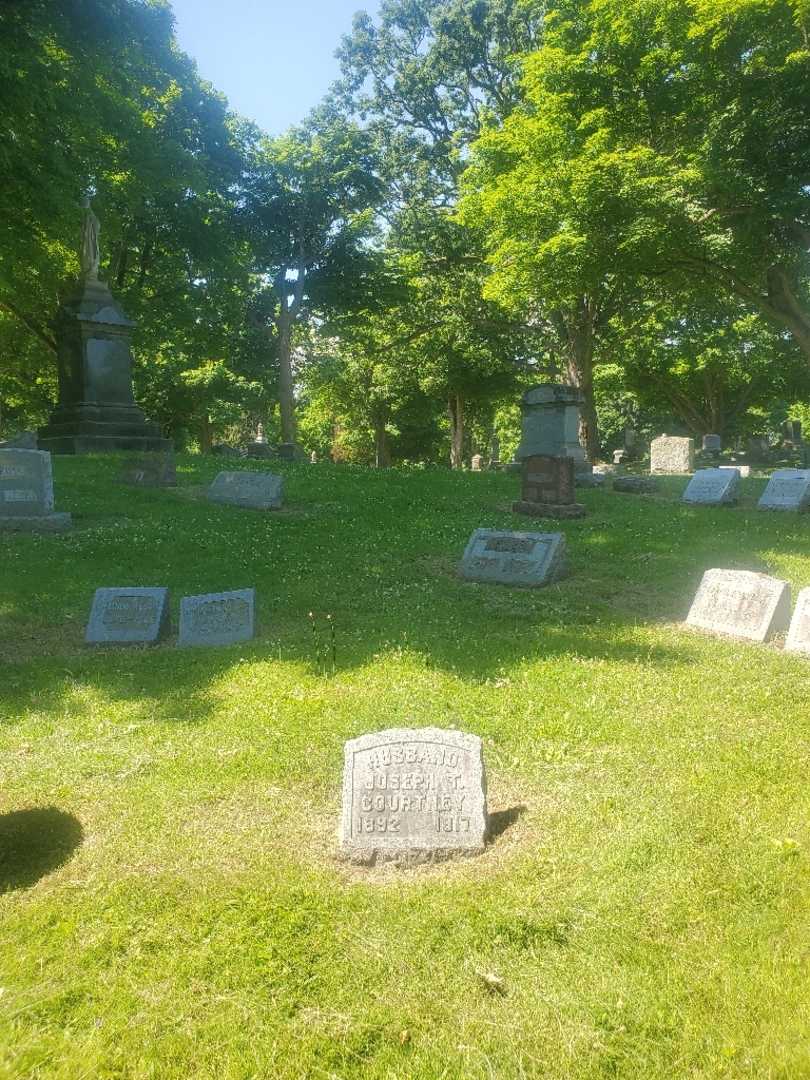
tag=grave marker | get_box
[178,588,255,647]
[686,569,791,643]
[786,588,810,656]
[0,449,71,531]
[207,471,283,510]
[85,587,170,644]
[650,435,695,474]
[512,455,585,519]
[682,468,740,506]
[757,469,810,512]
[340,728,488,864]
[459,528,567,587]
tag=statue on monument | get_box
[79,196,101,280]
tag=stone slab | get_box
[340,728,487,865]
[178,589,255,647]
[207,471,283,510]
[786,587,810,656]
[686,569,791,643]
[682,467,740,506]
[0,449,54,516]
[118,451,177,487]
[0,513,72,532]
[757,469,810,512]
[613,476,659,494]
[459,528,566,587]
[650,435,695,474]
[512,500,585,519]
[520,454,576,506]
[85,587,170,645]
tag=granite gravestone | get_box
[650,435,695,474]
[0,431,38,449]
[757,469,810,512]
[460,528,567,587]
[118,450,176,488]
[0,449,71,531]
[686,569,791,643]
[702,434,722,453]
[514,384,593,484]
[682,467,740,506]
[39,200,171,455]
[786,588,810,656]
[178,589,255,647]
[613,476,659,494]
[513,455,585,519]
[85,588,170,645]
[207,471,283,510]
[471,454,483,472]
[340,728,488,865]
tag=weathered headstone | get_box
[783,420,803,447]
[460,528,567,587]
[746,435,770,461]
[118,450,176,487]
[757,469,810,512]
[340,728,488,865]
[85,587,170,645]
[613,448,627,467]
[207,471,283,510]
[786,588,810,656]
[613,476,659,495]
[702,434,722,453]
[650,434,695,474]
[682,467,740,506]
[686,569,791,643]
[0,449,71,531]
[178,588,255,647]
[310,451,318,464]
[471,454,483,472]
[512,455,585,519]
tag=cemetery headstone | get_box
[613,476,659,494]
[786,588,810,656]
[246,423,274,459]
[85,587,170,645]
[276,443,296,461]
[650,434,695,474]
[38,200,171,455]
[783,420,803,446]
[471,454,483,472]
[340,728,488,865]
[746,435,770,461]
[757,469,810,512]
[682,467,740,506]
[310,451,318,464]
[702,434,722,454]
[118,450,176,487]
[686,569,791,643]
[178,588,255,647]
[0,449,71,531]
[613,448,627,467]
[512,455,585,519]
[459,528,567,587]
[514,383,593,484]
[207,470,283,510]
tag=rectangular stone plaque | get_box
[207,471,283,510]
[178,588,255,647]
[459,528,566,587]
[758,469,810,512]
[118,451,177,488]
[0,449,71,530]
[340,728,487,865]
[686,569,791,643]
[85,587,170,645]
[682,468,740,506]
[650,435,695,474]
[786,587,810,656]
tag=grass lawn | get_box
[2,455,810,1079]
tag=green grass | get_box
[2,455,810,1079]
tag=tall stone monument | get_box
[38,199,171,454]
[515,385,591,481]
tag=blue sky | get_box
[169,0,375,136]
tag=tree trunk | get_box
[277,314,297,445]
[373,415,390,467]
[199,413,213,454]
[449,394,464,469]
[564,309,600,461]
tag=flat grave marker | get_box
[459,528,567,587]
[682,467,740,506]
[207,471,283,510]
[178,588,255,647]
[757,469,810,512]
[85,587,170,645]
[340,728,488,865]
[686,569,791,643]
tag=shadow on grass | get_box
[0,807,83,893]
[487,805,526,843]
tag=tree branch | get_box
[0,298,57,353]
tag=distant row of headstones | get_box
[86,587,255,647]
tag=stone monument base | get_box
[512,500,585,519]
[0,513,72,532]
[38,404,171,454]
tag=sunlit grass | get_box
[1,455,809,1078]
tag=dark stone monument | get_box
[118,450,177,488]
[513,384,594,486]
[246,423,274,459]
[513,454,585,519]
[38,199,171,455]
